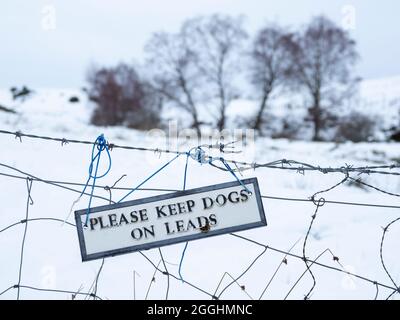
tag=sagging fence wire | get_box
[0,129,400,300]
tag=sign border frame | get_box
[75,177,266,262]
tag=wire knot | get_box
[311,196,325,207]
[80,134,112,226]
[189,147,209,164]
[61,138,69,146]
[96,134,107,151]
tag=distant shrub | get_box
[271,117,302,139]
[69,96,80,103]
[86,63,162,130]
[10,86,33,101]
[334,112,376,142]
[390,131,400,142]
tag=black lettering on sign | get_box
[163,214,219,235]
[156,205,167,218]
[131,225,155,240]
[89,218,98,230]
[139,209,149,221]
[202,190,250,211]
[240,189,250,202]
[130,211,138,223]
[75,178,266,262]
[168,203,177,215]
[187,200,195,212]
[109,214,118,227]
[98,217,107,229]
[228,191,240,203]
[176,220,185,232]
[202,197,213,210]
[119,214,129,225]
[209,214,217,225]
[157,200,196,218]
[165,222,174,235]
[216,194,227,206]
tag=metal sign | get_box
[75,178,266,261]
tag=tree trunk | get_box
[253,84,272,132]
[312,91,321,141]
[217,108,225,132]
[216,91,227,131]
[191,109,202,137]
[253,96,267,132]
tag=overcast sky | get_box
[1,0,399,88]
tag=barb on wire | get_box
[213,272,253,300]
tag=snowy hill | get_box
[0,77,400,300]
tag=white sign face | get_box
[75,178,266,261]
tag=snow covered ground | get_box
[0,78,400,300]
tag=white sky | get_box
[1,0,399,88]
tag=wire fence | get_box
[0,129,399,300]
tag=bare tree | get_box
[145,32,203,136]
[288,16,359,141]
[183,14,247,131]
[248,24,293,133]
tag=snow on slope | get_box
[0,79,400,300]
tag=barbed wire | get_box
[1,163,400,211]
[284,248,344,300]
[302,172,349,300]
[0,129,399,300]
[1,129,400,176]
